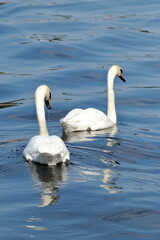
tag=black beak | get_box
[119,74,126,82]
[45,98,52,109]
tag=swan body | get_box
[23,85,70,165]
[61,108,113,133]
[60,65,126,133]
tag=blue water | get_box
[0,0,160,239]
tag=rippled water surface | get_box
[1,0,160,239]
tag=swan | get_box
[60,65,126,133]
[23,85,70,166]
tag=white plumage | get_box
[61,108,113,133]
[23,85,70,165]
[60,65,126,133]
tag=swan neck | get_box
[107,73,117,124]
[35,92,49,136]
[107,71,115,89]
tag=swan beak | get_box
[45,98,52,109]
[119,74,126,82]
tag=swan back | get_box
[23,135,69,166]
[61,108,113,132]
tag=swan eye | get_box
[120,69,123,74]
[49,92,51,99]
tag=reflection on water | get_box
[102,207,160,230]
[0,99,24,109]
[100,168,122,194]
[28,163,68,207]
[105,125,118,147]
[62,125,118,144]
[26,224,48,231]
[0,138,25,146]
[0,72,32,76]
[12,33,68,43]
[63,125,121,195]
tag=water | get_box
[0,0,160,239]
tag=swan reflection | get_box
[62,125,118,145]
[28,163,68,207]
[100,167,122,194]
[62,124,121,194]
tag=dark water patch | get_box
[112,137,159,163]
[0,99,24,109]
[0,71,32,76]
[0,2,6,5]
[102,208,160,223]
[13,33,68,44]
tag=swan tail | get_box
[38,150,69,165]
[38,152,62,166]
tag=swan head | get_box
[35,85,52,109]
[108,65,126,82]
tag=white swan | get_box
[23,85,70,166]
[60,65,126,133]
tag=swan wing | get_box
[76,108,113,130]
[60,108,84,132]
[60,108,83,122]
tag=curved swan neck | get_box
[35,89,49,136]
[107,71,117,124]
